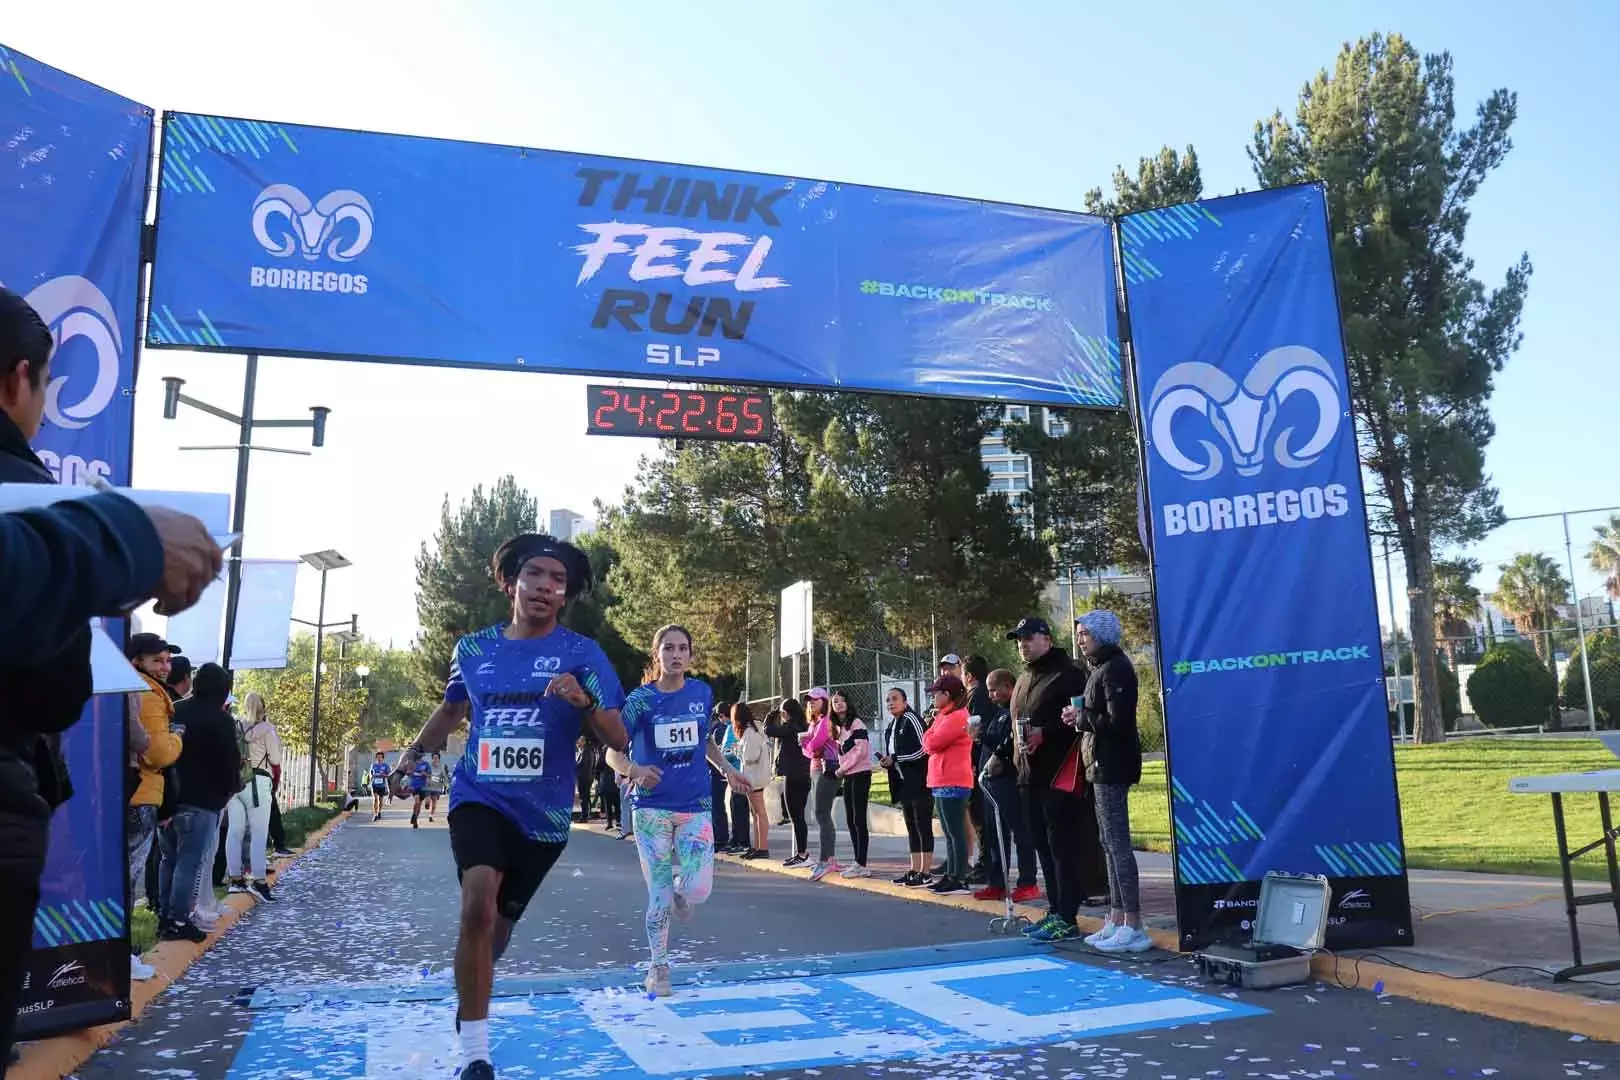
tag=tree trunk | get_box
[1406,500,1446,744]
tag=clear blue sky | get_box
[9,0,1617,641]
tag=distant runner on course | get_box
[368,751,390,821]
[392,533,627,1080]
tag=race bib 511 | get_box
[654,720,702,752]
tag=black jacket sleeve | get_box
[1083,653,1139,735]
[0,494,163,664]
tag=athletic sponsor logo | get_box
[476,661,497,675]
[47,961,86,990]
[532,656,562,678]
[1338,888,1373,910]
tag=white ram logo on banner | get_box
[21,275,123,432]
[1147,345,1342,481]
[251,184,374,262]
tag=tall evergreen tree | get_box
[411,475,538,697]
[1249,35,1532,743]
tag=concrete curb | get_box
[708,846,1620,1044]
[11,810,352,1080]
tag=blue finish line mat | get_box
[227,942,1266,1078]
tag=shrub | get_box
[1466,643,1557,729]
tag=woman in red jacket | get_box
[922,673,974,895]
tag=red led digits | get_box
[592,388,621,429]
[741,395,765,436]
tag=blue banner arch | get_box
[0,43,153,1035]
[1122,184,1411,950]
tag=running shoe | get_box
[809,861,832,882]
[645,964,672,997]
[1029,917,1078,943]
[460,1061,495,1080]
[972,886,1007,902]
[1022,914,1059,937]
[1083,920,1119,946]
[249,880,278,903]
[131,954,157,981]
[903,872,934,889]
[933,877,970,895]
[891,871,914,885]
[783,853,808,868]
[160,919,207,943]
[1010,884,1042,904]
[273,846,295,857]
[841,865,871,879]
[743,849,770,860]
[1094,926,1153,954]
[227,878,249,894]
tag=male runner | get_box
[408,755,432,828]
[392,533,626,1080]
[368,751,390,821]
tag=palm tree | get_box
[1588,515,1620,604]
[1431,557,1481,668]
[1492,553,1571,670]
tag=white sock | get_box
[461,1018,490,1067]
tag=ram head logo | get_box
[1147,345,1342,481]
[17,275,123,432]
[251,184,373,262]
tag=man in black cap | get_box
[1006,616,1097,942]
[0,285,223,1063]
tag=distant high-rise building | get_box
[547,508,592,542]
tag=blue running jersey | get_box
[445,624,625,842]
[369,761,390,785]
[622,678,714,813]
[410,758,431,791]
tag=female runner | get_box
[606,624,748,997]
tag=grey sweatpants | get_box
[1093,781,1140,914]
[813,771,839,862]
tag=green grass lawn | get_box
[1128,738,1620,881]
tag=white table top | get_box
[1510,769,1620,794]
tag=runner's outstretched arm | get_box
[705,742,750,793]
[396,701,470,779]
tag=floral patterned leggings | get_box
[632,807,715,966]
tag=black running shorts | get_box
[447,801,566,922]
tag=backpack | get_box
[237,719,266,802]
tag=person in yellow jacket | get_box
[127,634,182,923]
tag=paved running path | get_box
[76,811,1612,1078]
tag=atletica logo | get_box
[248,184,372,296]
[47,961,86,989]
[1171,645,1372,677]
[1148,345,1352,539]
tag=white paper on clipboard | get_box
[0,484,233,694]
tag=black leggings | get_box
[842,771,871,866]
[784,775,811,856]
[599,775,622,825]
[898,781,935,855]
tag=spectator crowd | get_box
[573,611,1150,951]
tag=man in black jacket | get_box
[1007,616,1106,942]
[162,664,241,942]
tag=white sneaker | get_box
[1083,920,1118,946]
[841,865,871,879]
[131,954,157,981]
[191,909,220,931]
[1094,926,1153,954]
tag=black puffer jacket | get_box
[1078,644,1142,786]
[1010,646,1088,788]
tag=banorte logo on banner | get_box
[248,183,373,296]
[0,274,123,485]
[1146,345,1351,539]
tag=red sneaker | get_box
[1010,884,1042,904]
[973,886,1007,902]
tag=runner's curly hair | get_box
[491,533,593,598]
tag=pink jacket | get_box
[922,705,974,790]
[803,715,838,774]
[836,718,872,776]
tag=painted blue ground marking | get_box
[226,950,1266,1078]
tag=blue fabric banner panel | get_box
[0,42,152,1036]
[1124,185,1412,950]
[147,113,1123,408]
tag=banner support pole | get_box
[220,353,257,669]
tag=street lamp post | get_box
[160,358,331,668]
[293,549,353,805]
[1502,504,1620,734]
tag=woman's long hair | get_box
[642,623,694,684]
[241,691,267,728]
[779,696,808,729]
[830,690,860,737]
[730,702,757,735]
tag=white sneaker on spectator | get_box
[191,908,220,931]
[1094,926,1153,953]
[1083,920,1118,946]
[131,954,157,981]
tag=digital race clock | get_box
[585,385,774,443]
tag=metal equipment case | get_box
[1194,872,1330,990]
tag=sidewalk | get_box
[680,803,1620,1004]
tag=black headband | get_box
[496,534,593,598]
